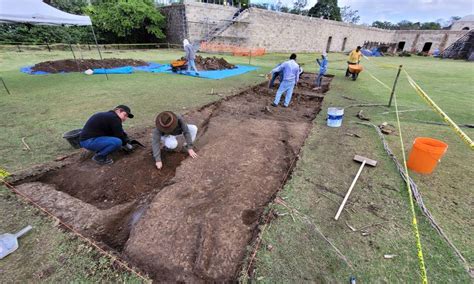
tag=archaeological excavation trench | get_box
[11,73,332,281]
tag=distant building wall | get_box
[161,3,470,53]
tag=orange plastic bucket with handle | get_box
[407,137,448,174]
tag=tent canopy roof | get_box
[0,0,92,26]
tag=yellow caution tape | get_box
[405,70,474,150]
[0,167,11,179]
[392,83,429,284]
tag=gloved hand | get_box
[122,143,134,153]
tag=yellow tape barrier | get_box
[0,167,10,179]
[404,70,474,150]
[392,84,429,284]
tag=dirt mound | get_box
[12,73,333,281]
[179,55,236,71]
[31,58,148,73]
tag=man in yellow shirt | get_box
[346,46,362,80]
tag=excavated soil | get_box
[179,55,236,70]
[12,73,332,282]
[30,58,148,73]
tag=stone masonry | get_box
[160,2,469,53]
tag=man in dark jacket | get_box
[152,111,198,170]
[79,105,134,165]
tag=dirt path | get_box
[12,74,332,281]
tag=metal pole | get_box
[388,65,403,107]
[90,25,108,80]
[1,77,11,95]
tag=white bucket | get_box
[327,107,344,127]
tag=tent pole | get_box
[1,77,11,95]
[90,25,108,80]
[65,30,81,73]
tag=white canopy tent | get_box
[0,0,92,26]
[0,0,108,88]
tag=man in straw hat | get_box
[79,105,134,165]
[152,111,198,170]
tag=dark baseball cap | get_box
[115,105,134,118]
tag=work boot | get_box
[92,154,113,165]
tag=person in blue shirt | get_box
[313,53,328,90]
[270,53,300,108]
[268,62,284,88]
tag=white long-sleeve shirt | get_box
[271,59,300,84]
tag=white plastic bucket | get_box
[327,107,344,127]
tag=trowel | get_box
[0,225,32,259]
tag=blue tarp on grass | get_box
[150,64,258,80]
[20,62,162,75]
[20,62,257,79]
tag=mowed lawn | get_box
[248,54,473,282]
[0,49,473,281]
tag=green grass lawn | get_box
[247,54,473,282]
[0,49,472,282]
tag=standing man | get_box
[183,39,199,76]
[152,111,198,170]
[271,53,300,108]
[346,46,362,80]
[313,52,328,90]
[79,105,134,165]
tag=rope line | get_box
[0,177,151,283]
[392,82,429,284]
[404,70,474,150]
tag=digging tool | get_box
[335,155,377,220]
[0,225,32,259]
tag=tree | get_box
[308,0,341,21]
[420,22,441,30]
[371,21,396,30]
[85,0,165,43]
[292,0,308,14]
[50,0,88,15]
[340,5,360,24]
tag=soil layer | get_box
[31,58,148,73]
[12,73,332,282]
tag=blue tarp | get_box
[150,64,258,80]
[20,62,162,75]
[93,66,133,74]
[20,62,257,79]
[361,48,382,57]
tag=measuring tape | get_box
[405,71,474,150]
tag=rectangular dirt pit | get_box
[11,74,332,281]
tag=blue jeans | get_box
[269,71,284,88]
[316,72,325,87]
[80,136,122,158]
[187,59,199,74]
[273,80,296,107]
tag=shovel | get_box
[0,225,33,259]
[335,155,377,220]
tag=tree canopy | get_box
[308,0,341,21]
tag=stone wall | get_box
[160,4,187,45]
[160,3,469,54]
[394,30,468,52]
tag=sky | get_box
[252,0,473,24]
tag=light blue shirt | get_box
[272,59,300,84]
[318,58,328,74]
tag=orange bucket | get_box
[407,137,448,174]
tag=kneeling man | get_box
[152,111,198,170]
[80,105,133,165]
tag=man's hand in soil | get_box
[155,161,163,170]
[188,149,198,159]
